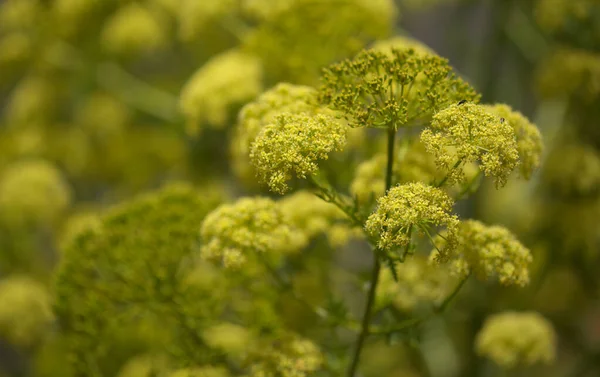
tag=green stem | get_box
[434,273,470,313]
[347,127,396,377]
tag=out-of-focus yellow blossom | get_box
[202,322,252,355]
[201,197,306,268]
[58,211,101,252]
[537,48,600,101]
[51,0,105,37]
[74,92,132,136]
[168,367,229,377]
[320,49,479,129]
[250,113,347,194]
[4,75,59,124]
[0,33,31,67]
[370,35,436,56]
[483,104,543,179]
[241,0,295,20]
[421,103,520,187]
[180,49,263,134]
[246,0,398,84]
[247,335,323,377]
[0,159,72,228]
[232,83,321,184]
[279,190,361,248]
[101,3,168,56]
[432,220,532,286]
[0,0,41,32]
[542,143,600,197]
[535,0,597,35]
[54,183,225,374]
[0,276,53,347]
[376,255,455,312]
[178,0,237,42]
[475,311,556,368]
[365,182,459,254]
[117,354,170,377]
[350,141,440,203]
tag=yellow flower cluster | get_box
[483,104,543,179]
[0,159,72,228]
[178,0,238,42]
[370,36,436,56]
[247,335,323,377]
[537,48,600,102]
[168,367,230,377]
[432,220,532,286]
[232,83,321,183]
[246,0,397,84]
[202,322,252,355]
[250,113,347,194]
[421,103,520,187]
[201,197,306,268]
[101,3,168,56]
[543,143,600,197]
[319,48,479,129]
[365,182,459,254]
[376,256,455,312]
[180,49,263,134]
[476,311,556,368]
[0,276,53,347]
[279,190,361,248]
[535,0,597,35]
[350,140,440,203]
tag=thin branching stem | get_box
[347,126,396,377]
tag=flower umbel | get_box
[232,83,322,183]
[250,112,347,194]
[319,48,479,129]
[365,182,459,255]
[431,220,533,286]
[200,197,306,268]
[483,104,543,179]
[476,311,556,368]
[420,103,520,187]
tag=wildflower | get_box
[365,182,459,255]
[245,0,397,84]
[54,183,224,374]
[0,159,72,228]
[117,354,170,377]
[202,322,252,354]
[178,0,238,42]
[431,220,532,286]
[0,276,53,347]
[476,311,556,368]
[537,48,600,102]
[200,197,306,268]
[483,104,543,179]
[232,83,322,184]
[420,103,520,187]
[180,49,263,134]
[319,48,479,129]
[376,255,456,312]
[250,113,347,194]
[168,367,230,377]
[247,334,323,377]
[542,144,600,197]
[101,3,167,56]
[370,35,437,56]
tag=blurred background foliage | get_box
[0,0,599,376]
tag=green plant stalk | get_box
[347,127,396,377]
